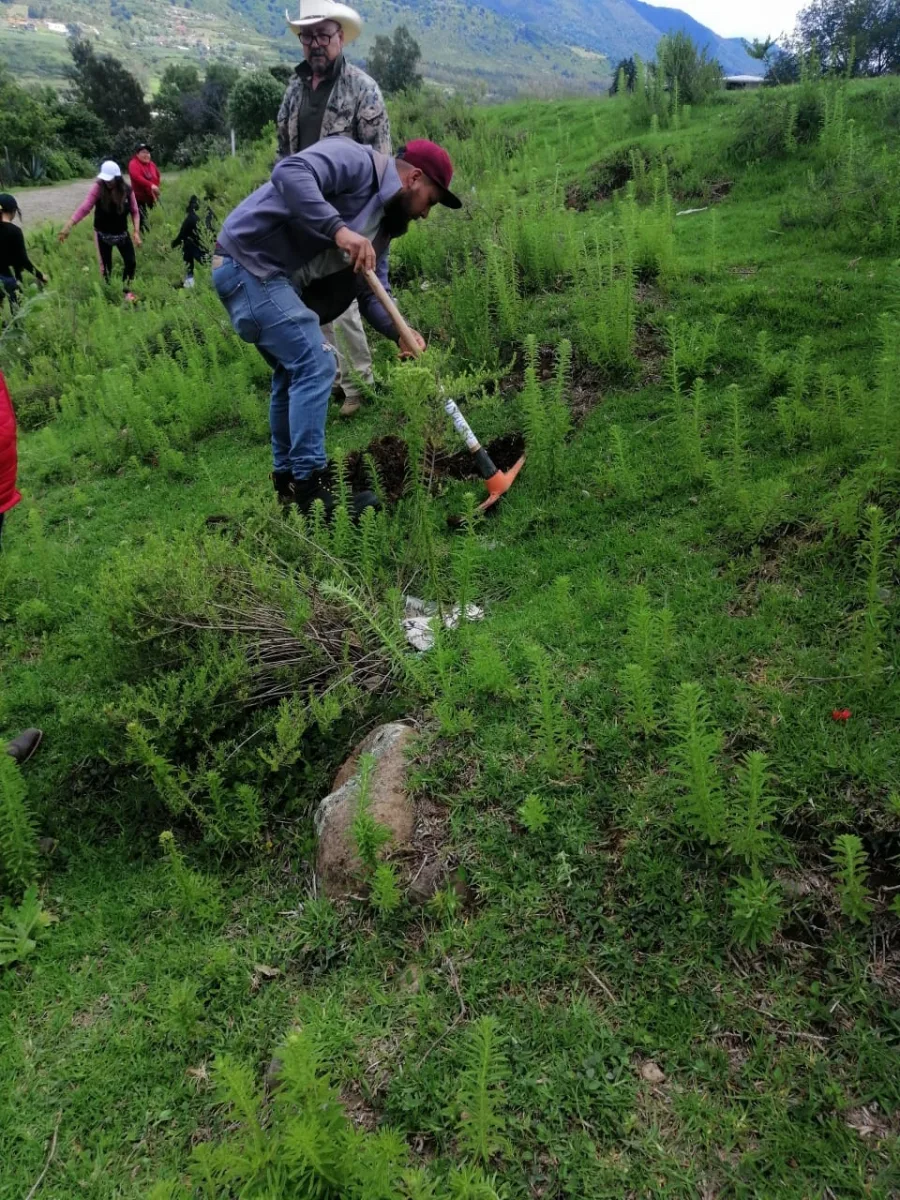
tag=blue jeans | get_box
[212,254,336,479]
[1,275,19,311]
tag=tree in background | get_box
[269,64,294,86]
[765,49,803,84]
[0,68,57,178]
[608,57,637,96]
[792,0,900,75]
[155,63,204,117]
[367,25,423,95]
[202,62,241,130]
[227,70,284,142]
[48,97,108,164]
[68,39,150,135]
[616,35,723,131]
[743,37,778,68]
[150,61,241,163]
[152,63,203,160]
[655,31,723,105]
[0,67,104,183]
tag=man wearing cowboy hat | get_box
[212,135,462,519]
[279,0,390,417]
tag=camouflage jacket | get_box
[276,56,392,159]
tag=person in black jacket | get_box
[0,193,48,311]
[171,195,208,287]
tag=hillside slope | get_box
[2,78,899,1200]
[3,0,762,93]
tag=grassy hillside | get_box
[1,0,761,95]
[1,76,900,1197]
[0,0,613,96]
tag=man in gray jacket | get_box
[279,0,391,416]
[212,136,461,518]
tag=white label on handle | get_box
[444,398,481,453]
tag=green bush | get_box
[148,1029,504,1199]
[729,86,824,163]
[228,72,283,142]
[172,134,231,169]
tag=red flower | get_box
[831,708,852,721]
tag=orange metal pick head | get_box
[478,455,526,512]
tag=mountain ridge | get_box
[1,0,764,94]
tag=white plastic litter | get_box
[402,595,484,652]
[676,206,710,216]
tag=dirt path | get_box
[18,174,176,227]
[17,179,97,227]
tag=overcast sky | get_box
[642,0,806,40]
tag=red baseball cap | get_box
[399,139,462,209]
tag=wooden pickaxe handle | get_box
[364,269,422,358]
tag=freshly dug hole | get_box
[345,432,527,502]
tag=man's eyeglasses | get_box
[300,27,340,45]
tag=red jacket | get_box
[128,156,161,206]
[0,371,22,515]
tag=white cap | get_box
[97,160,121,182]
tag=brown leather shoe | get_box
[339,395,362,417]
[5,728,43,765]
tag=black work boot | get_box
[5,728,43,766]
[293,468,381,522]
[272,470,295,509]
[292,468,338,519]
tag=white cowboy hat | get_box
[97,160,122,182]
[285,0,362,43]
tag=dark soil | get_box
[500,345,605,423]
[565,142,731,214]
[566,147,686,211]
[680,178,733,206]
[566,147,645,210]
[344,432,527,503]
[440,431,526,478]
[344,435,408,502]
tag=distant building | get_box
[45,20,69,33]
[724,75,765,90]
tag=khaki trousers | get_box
[322,300,374,400]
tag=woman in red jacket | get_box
[0,369,21,549]
[127,143,161,232]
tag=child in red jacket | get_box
[0,369,21,549]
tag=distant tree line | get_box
[366,25,423,95]
[608,1,900,97]
[0,39,289,186]
[0,20,424,188]
[769,0,900,82]
[609,33,723,104]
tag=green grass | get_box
[0,28,73,86]
[1,79,900,1197]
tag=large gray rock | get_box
[314,723,417,898]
